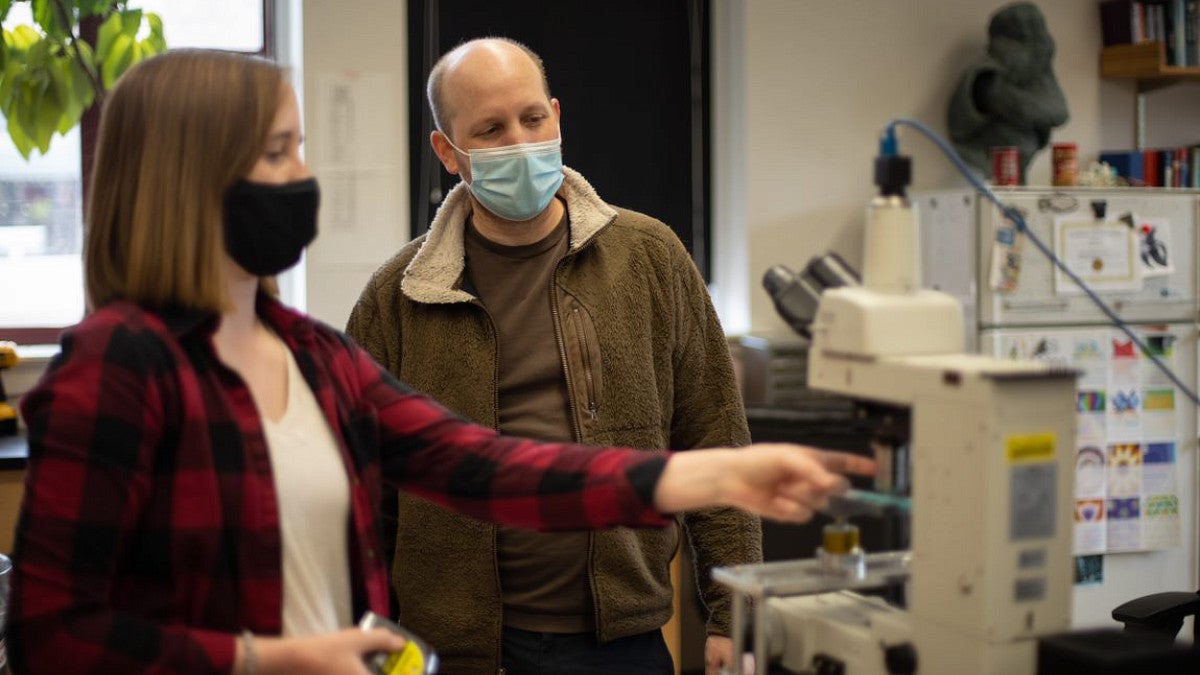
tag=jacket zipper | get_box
[572,307,599,421]
[472,297,506,675]
[550,271,584,442]
[587,529,601,640]
[551,267,603,640]
[472,299,501,432]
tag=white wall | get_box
[301,0,410,329]
[298,0,1200,337]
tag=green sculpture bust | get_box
[947,2,1070,182]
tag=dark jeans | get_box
[500,625,674,675]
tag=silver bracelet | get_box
[240,629,256,675]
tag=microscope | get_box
[715,146,1078,674]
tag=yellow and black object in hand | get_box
[359,611,439,675]
[0,342,18,436]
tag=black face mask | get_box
[222,177,320,276]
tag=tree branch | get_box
[51,0,105,103]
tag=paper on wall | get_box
[1053,217,1141,295]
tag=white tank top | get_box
[261,346,353,636]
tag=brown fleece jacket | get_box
[347,167,762,674]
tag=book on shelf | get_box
[1187,0,1198,65]
[1101,0,1145,45]
[1100,147,1200,187]
[1173,0,1187,65]
[1102,0,1200,65]
[1100,150,1145,182]
[1170,148,1184,186]
[1150,1,1165,46]
[1166,0,1186,65]
[1145,0,1184,64]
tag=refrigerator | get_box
[914,187,1199,631]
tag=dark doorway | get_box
[408,0,711,279]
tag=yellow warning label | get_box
[1006,433,1056,463]
[382,643,425,675]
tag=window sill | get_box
[6,346,56,433]
[13,344,58,364]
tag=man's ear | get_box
[431,130,460,175]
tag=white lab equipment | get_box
[915,187,1198,631]
[722,147,1080,674]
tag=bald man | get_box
[347,37,761,675]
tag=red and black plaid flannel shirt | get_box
[10,295,668,674]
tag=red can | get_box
[992,146,1020,186]
[1052,142,1078,187]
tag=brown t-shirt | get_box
[464,209,594,633]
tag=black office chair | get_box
[1037,590,1200,674]
[1113,589,1200,644]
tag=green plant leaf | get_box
[48,55,80,134]
[33,87,60,152]
[6,25,43,52]
[95,9,121,60]
[0,60,21,106]
[142,11,165,54]
[13,82,40,147]
[55,105,76,133]
[68,36,100,103]
[139,36,163,58]
[7,75,59,155]
[31,0,54,34]
[100,32,132,89]
[118,8,140,35]
[136,24,166,62]
[32,0,76,40]
[75,34,94,61]
[47,51,69,99]
[25,33,53,70]
[7,112,35,158]
[67,51,94,109]
[0,1,162,160]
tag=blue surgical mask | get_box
[445,134,565,222]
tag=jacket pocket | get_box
[392,494,500,663]
[563,304,604,428]
[591,522,680,634]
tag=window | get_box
[135,0,269,55]
[0,5,85,342]
[0,1,274,343]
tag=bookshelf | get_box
[1100,42,1200,148]
[1101,42,1200,84]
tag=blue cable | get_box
[884,117,1200,408]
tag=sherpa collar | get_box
[400,166,617,304]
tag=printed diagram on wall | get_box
[311,70,402,265]
[1000,326,1181,555]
